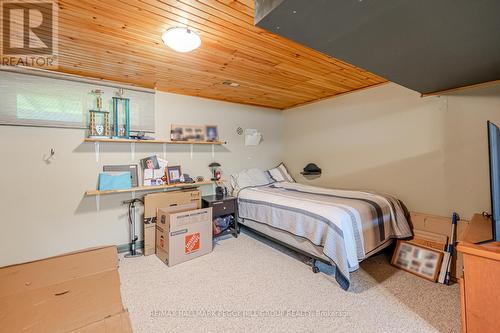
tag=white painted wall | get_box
[283,82,500,220]
[4,79,499,267]
[0,92,283,266]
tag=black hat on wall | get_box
[301,163,322,175]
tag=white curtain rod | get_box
[0,66,156,94]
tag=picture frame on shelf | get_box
[205,125,218,142]
[391,240,444,282]
[166,165,182,184]
[170,124,206,141]
[140,155,159,170]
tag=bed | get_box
[232,167,412,290]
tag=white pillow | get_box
[231,168,272,194]
[246,168,272,185]
[268,163,295,183]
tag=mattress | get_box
[237,182,412,289]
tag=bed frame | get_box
[234,191,410,283]
[238,219,332,274]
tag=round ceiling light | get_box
[162,27,201,53]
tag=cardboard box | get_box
[144,189,201,218]
[143,189,201,256]
[144,222,156,256]
[409,229,448,251]
[410,212,492,279]
[0,246,131,333]
[69,311,132,333]
[410,212,469,279]
[459,213,493,243]
[156,204,213,267]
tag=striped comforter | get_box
[237,182,412,290]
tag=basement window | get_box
[0,70,155,132]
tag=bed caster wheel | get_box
[312,266,320,273]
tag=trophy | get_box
[112,88,130,139]
[88,89,110,138]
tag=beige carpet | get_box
[118,230,460,333]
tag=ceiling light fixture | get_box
[162,27,201,53]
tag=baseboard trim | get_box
[117,240,144,253]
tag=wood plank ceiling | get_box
[51,0,387,109]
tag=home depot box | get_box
[0,246,131,333]
[156,204,213,266]
[144,189,201,256]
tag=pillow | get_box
[267,163,295,183]
[230,168,272,194]
[246,168,272,185]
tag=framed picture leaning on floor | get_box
[391,240,444,282]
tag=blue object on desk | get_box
[98,172,132,191]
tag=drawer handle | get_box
[213,202,223,205]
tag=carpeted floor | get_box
[118,230,461,333]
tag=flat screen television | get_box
[487,121,500,241]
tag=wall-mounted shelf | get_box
[83,138,226,145]
[167,140,227,145]
[85,180,215,196]
[84,137,226,162]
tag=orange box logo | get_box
[185,233,200,254]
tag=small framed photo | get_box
[140,155,159,170]
[166,165,182,184]
[391,240,444,282]
[205,125,218,142]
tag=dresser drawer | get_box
[211,199,236,217]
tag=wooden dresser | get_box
[457,242,500,333]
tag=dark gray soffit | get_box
[255,0,500,94]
